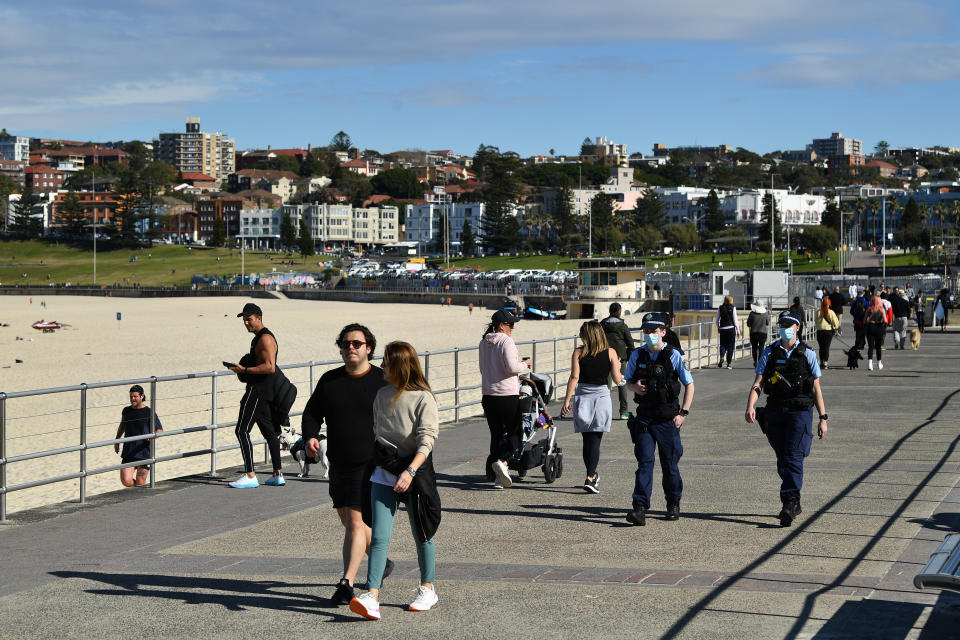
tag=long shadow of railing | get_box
[661,388,960,640]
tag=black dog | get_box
[844,348,864,369]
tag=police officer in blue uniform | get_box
[624,313,695,526]
[745,309,828,527]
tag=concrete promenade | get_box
[1,318,958,639]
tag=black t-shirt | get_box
[578,351,610,386]
[301,365,388,467]
[119,406,163,462]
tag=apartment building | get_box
[51,191,121,226]
[281,203,399,247]
[0,131,30,164]
[229,169,299,202]
[197,196,244,242]
[24,165,65,192]
[0,159,25,184]
[404,202,487,252]
[542,166,645,217]
[155,118,236,183]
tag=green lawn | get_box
[0,240,334,287]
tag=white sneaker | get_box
[228,474,259,488]
[408,585,439,612]
[878,360,884,370]
[349,592,381,620]
[492,481,505,490]
[868,359,873,371]
[491,460,512,488]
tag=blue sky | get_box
[3,1,960,157]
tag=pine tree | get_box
[475,145,522,252]
[758,192,783,245]
[460,218,476,256]
[11,187,44,237]
[298,218,315,256]
[210,216,226,247]
[901,196,922,227]
[56,190,88,236]
[635,188,666,229]
[280,212,298,250]
[705,189,725,232]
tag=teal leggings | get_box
[367,482,436,590]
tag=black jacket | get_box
[361,452,441,543]
[601,316,635,360]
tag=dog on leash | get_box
[910,329,921,350]
[278,427,329,478]
[844,347,864,369]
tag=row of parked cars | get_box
[345,261,578,287]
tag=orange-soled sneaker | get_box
[349,592,381,620]
[408,585,438,612]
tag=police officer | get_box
[624,313,695,526]
[744,309,828,527]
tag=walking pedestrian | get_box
[715,295,740,369]
[624,313,695,525]
[226,303,297,488]
[890,287,910,349]
[915,290,926,333]
[479,309,530,489]
[561,321,623,494]
[301,323,392,605]
[864,295,887,370]
[815,298,840,368]
[744,309,828,527]
[935,289,950,332]
[828,286,845,316]
[851,288,868,349]
[114,385,163,487]
[349,341,441,619]
[747,301,770,367]
[601,302,635,420]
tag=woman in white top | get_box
[350,341,440,620]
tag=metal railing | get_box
[0,317,815,521]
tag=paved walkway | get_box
[845,249,882,270]
[1,317,959,639]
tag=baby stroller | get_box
[507,372,564,483]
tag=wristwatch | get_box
[679,409,690,417]
[405,466,417,477]
[819,414,828,421]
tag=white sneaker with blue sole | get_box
[264,474,285,486]
[229,475,259,488]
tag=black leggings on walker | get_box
[581,432,603,478]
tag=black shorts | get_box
[328,462,367,509]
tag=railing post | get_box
[309,361,316,393]
[1,392,7,522]
[149,377,157,488]
[424,352,430,382]
[210,373,218,476]
[80,384,87,505]
[531,339,537,373]
[553,338,559,400]
[453,348,460,423]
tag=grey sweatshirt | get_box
[372,387,439,459]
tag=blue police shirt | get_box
[755,339,822,378]
[625,344,694,386]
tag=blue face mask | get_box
[643,333,660,347]
[779,327,795,341]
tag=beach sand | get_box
[0,295,616,514]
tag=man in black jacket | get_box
[890,287,911,349]
[302,323,393,606]
[602,302,635,420]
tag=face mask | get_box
[643,333,660,347]
[779,327,795,341]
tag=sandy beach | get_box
[0,295,613,514]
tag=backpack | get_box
[851,297,865,318]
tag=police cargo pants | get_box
[764,405,813,501]
[630,416,683,509]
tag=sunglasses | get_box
[339,340,366,350]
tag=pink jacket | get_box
[479,332,529,396]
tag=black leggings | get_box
[816,329,834,364]
[581,432,603,478]
[235,387,282,473]
[750,333,767,364]
[866,325,885,361]
[481,395,521,480]
[718,328,736,365]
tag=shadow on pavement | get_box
[660,388,960,640]
[49,571,356,621]
[810,591,960,640]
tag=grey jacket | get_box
[747,311,769,336]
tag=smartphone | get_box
[222,361,236,369]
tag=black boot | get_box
[665,502,680,521]
[626,505,646,526]
[779,496,801,527]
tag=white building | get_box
[0,132,30,164]
[543,167,646,217]
[281,203,399,248]
[720,189,828,227]
[404,202,489,253]
[237,208,282,249]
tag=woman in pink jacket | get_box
[479,309,530,489]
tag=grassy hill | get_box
[0,240,332,287]
[0,240,928,288]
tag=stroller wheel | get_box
[543,455,557,484]
[555,451,563,479]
